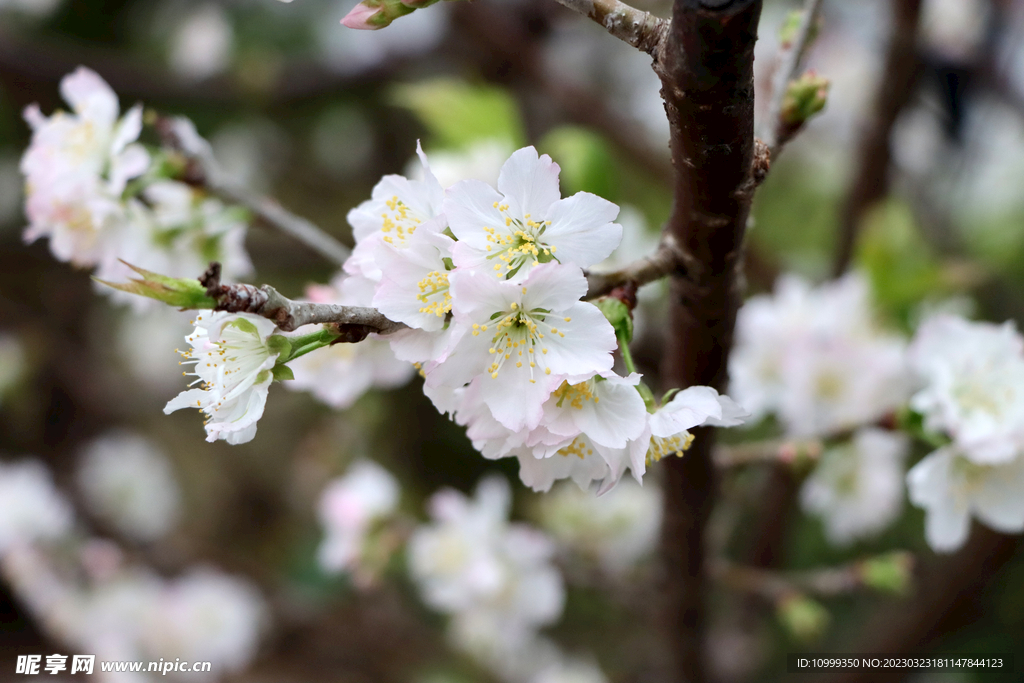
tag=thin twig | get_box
[714,439,822,468]
[199,263,405,336]
[761,0,825,157]
[155,117,352,267]
[585,236,683,299]
[550,0,668,54]
[709,557,906,601]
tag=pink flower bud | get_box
[341,1,385,30]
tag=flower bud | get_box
[777,593,829,642]
[96,262,217,309]
[781,72,830,128]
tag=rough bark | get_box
[653,2,762,681]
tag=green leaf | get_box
[390,79,525,150]
[94,261,217,309]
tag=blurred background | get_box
[2,0,1024,681]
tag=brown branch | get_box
[761,0,825,157]
[585,236,683,298]
[550,0,668,54]
[831,0,923,277]
[199,263,406,336]
[154,117,352,267]
[652,1,762,682]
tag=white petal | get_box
[496,147,561,220]
[542,192,622,268]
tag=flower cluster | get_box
[340,144,745,492]
[730,272,910,437]
[905,315,1024,552]
[408,476,565,676]
[21,68,251,309]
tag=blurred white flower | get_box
[317,459,399,574]
[0,459,73,554]
[77,432,181,542]
[169,4,234,81]
[529,657,609,683]
[409,476,564,650]
[907,446,1024,552]
[800,428,909,546]
[536,479,660,576]
[141,568,265,677]
[406,139,512,189]
[730,272,911,437]
[909,314,1024,464]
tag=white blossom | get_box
[407,138,511,189]
[317,459,400,574]
[76,432,181,542]
[0,459,73,554]
[907,446,1024,552]
[800,428,908,546]
[445,146,622,279]
[908,314,1024,464]
[169,4,234,81]
[164,311,281,444]
[729,272,910,437]
[529,657,609,683]
[21,67,149,268]
[286,275,414,408]
[427,262,615,432]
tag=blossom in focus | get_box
[21,67,149,267]
[729,272,910,437]
[164,311,282,444]
[317,459,400,574]
[371,218,458,362]
[286,275,415,408]
[536,479,661,576]
[907,445,1024,552]
[800,428,908,546]
[445,146,622,280]
[908,314,1024,464]
[408,476,564,645]
[76,432,182,542]
[0,459,73,554]
[427,262,616,432]
[345,142,445,280]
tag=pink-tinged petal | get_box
[537,302,615,378]
[574,375,647,448]
[23,104,46,131]
[542,192,622,268]
[108,144,149,195]
[478,368,560,431]
[341,2,385,29]
[448,269,515,325]
[650,386,725,438]
[60,67,118,128]
[519,262,588,316]
[443,179,505,251]
[496,147,561,221]
[415,140,445,200]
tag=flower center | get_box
[416,271,452,318]
[558,436,593,460]
[480,294,571,384]
[380,195,421,247]
[484,204,557,278]
[553,380,599,410]
[646,432,696,465]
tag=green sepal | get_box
[266,335,293,361]
[858,551,913,596]
[271,364,295,382]
[661,387,680,405]
[94,261,217,309]
[594,297,633,344]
